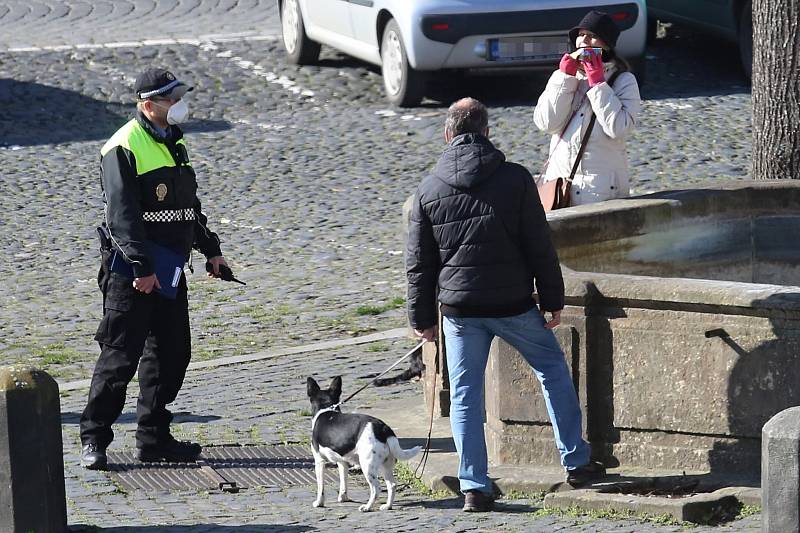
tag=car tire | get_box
[739,0,753,80]
[628,55,647,86]
[380,19,425,107]
[281,0,320,65]
[646,17,658,46]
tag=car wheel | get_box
[281,0,320,65]
[739,0,753,80]
[629,55,647,86]
[646,17,658,46]
[381,19,425,107]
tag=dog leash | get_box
[334,339,428,408]
[403,360,436,489]
[398,326,443,492]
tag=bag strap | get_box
[567,114,596,182]
[566,69,624,183]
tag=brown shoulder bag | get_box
[537,114,596,212]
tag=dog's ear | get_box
[307,377,320,397]
[330,376,342,397]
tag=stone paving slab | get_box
[545,488,740,525]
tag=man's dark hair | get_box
[445,97,489,137]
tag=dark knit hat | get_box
[569,10,621,48]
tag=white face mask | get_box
[152,99,189,125]
[165,99,189,125]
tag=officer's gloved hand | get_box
[205,261,246,285]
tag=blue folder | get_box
[110,241,187,299]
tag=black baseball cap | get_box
[134,68,193,100]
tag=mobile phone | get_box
[570,47,603,60]
[580,47,603,59]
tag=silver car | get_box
[278,0,647,107]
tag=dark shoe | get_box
[567,460,606,487]
[80,443,107,470]
[137,436,202,463]
[463,490,494,512]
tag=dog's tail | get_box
[387,436,422,461]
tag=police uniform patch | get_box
[156,183,168,202]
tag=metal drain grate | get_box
[106,445,336,492]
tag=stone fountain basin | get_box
[550,181,800,286]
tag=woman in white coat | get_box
[533,10,641,206]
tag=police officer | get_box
[80,68,229,470]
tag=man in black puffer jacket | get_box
[406,98,604,512]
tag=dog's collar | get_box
[311,404,340,431]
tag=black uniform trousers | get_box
[80,271,191,450]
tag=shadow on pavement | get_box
[401,496,539,514]
[0,79,126,146]
[69,525,313,532]
[61,411,221,424]
[642,22,751,100]
[399,436,456,454]
[316,56,379,72]
[0,79,232,147]
[426,73,545,109]
[182,120,234,135]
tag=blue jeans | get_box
[443,308,590,494]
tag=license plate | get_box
[487,36,568,62]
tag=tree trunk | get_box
[752,0,800,180]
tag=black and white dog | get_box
[307,376,421,511]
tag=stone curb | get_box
[59,328,408,392]
[543,487,745,524]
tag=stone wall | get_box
[486,267,800,477]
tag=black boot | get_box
[80,443,108,470]
[566,460,606,487]
[137,435,202,463]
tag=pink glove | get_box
[583,52,606,87]
[559,53,579,76]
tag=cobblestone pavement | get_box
[0,18,751,382]
[60,338,760,532]
[0,2,758,530]
[0,0,279,49]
